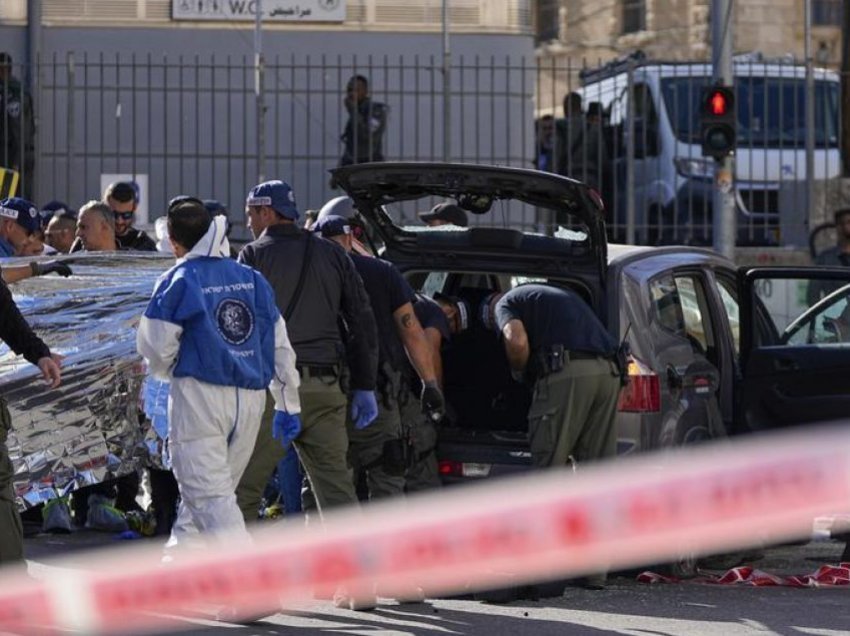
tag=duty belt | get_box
[531,344,611,378]
[297,364,338,378]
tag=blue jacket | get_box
[143,257,279,389]
[137,216,301,412]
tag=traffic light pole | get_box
[711,0,735,259]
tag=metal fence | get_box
[1,52,846,247]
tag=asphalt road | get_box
[20,527,850,636]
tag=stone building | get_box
[535,0,843,113]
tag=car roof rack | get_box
[578,50,647,85]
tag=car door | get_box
[736,266,850,433]
[644,269,726,448]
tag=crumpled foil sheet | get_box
[0,252,172,510]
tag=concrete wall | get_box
[0,25,536,233]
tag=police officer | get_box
[480,284,621,470]
[404,293,451,492]
[339,75,387,167]
[313,214,444,500]
[480,283,621,590]
[0,279,62,566]
[235,180,379,518]
[0,53,34,198]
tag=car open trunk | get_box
[331,162,611,482]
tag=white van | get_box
[578,56,841,246]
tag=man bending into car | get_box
[137,197,301,551]
[479,284,623,588]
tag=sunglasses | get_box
[113,210,134,221]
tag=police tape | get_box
[2,425,850,634]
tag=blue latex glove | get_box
[271,410,302,448]
[350,390,378,430]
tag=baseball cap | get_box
[419,202,469,227]
[246,180,299,221]
[312,214,351,239]
[40,200,76,227]
[434,292,471,332]
[0,197,41,235]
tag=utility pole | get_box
[442,0,451,162]
[26,0,42,201]
[255,0,266,183]
[842,0,850,177]
[804,0,815,231]
[711,0,736,259]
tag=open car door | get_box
[736,266,850,434]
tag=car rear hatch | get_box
[332,163,610,482]
[331,162,609,286]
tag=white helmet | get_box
[317,196,356,222]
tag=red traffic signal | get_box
[709,90,729,116]
[700,86,736,161]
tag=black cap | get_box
[312,214,351,239]
[419,202,468,227]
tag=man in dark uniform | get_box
[404,293,451,492]
[808,208,850,305]
[236,180,379,518]
[0,53,34,199]
[481,284,621,469]
[313,215,444,500]
[339,75,387,167]
[0,280,62,566]
[481,284,621,590]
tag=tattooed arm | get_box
[393,301,437,385]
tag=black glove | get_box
[421,381,445,422]
[30,261,73,277]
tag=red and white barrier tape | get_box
[2,425,850,634]
[638,562,850,586]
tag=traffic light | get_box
[700,86,736,161]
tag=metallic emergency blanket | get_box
[0,253,172,510]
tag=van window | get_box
[661,76,839,148]
[609,83,659,126]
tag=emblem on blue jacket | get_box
[215,298,254,345]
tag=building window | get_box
[622,0,646,34]
[535,0,560,44]
[813,0,842,26]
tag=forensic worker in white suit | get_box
[137,197,301,547]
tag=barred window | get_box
[813,0,842,26]
[622,0,646,34]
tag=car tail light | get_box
[618,356,661,413]
[438,460,492,478]
[439,460,462,477]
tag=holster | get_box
[529,344,566,381]
[615,341,630,387]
